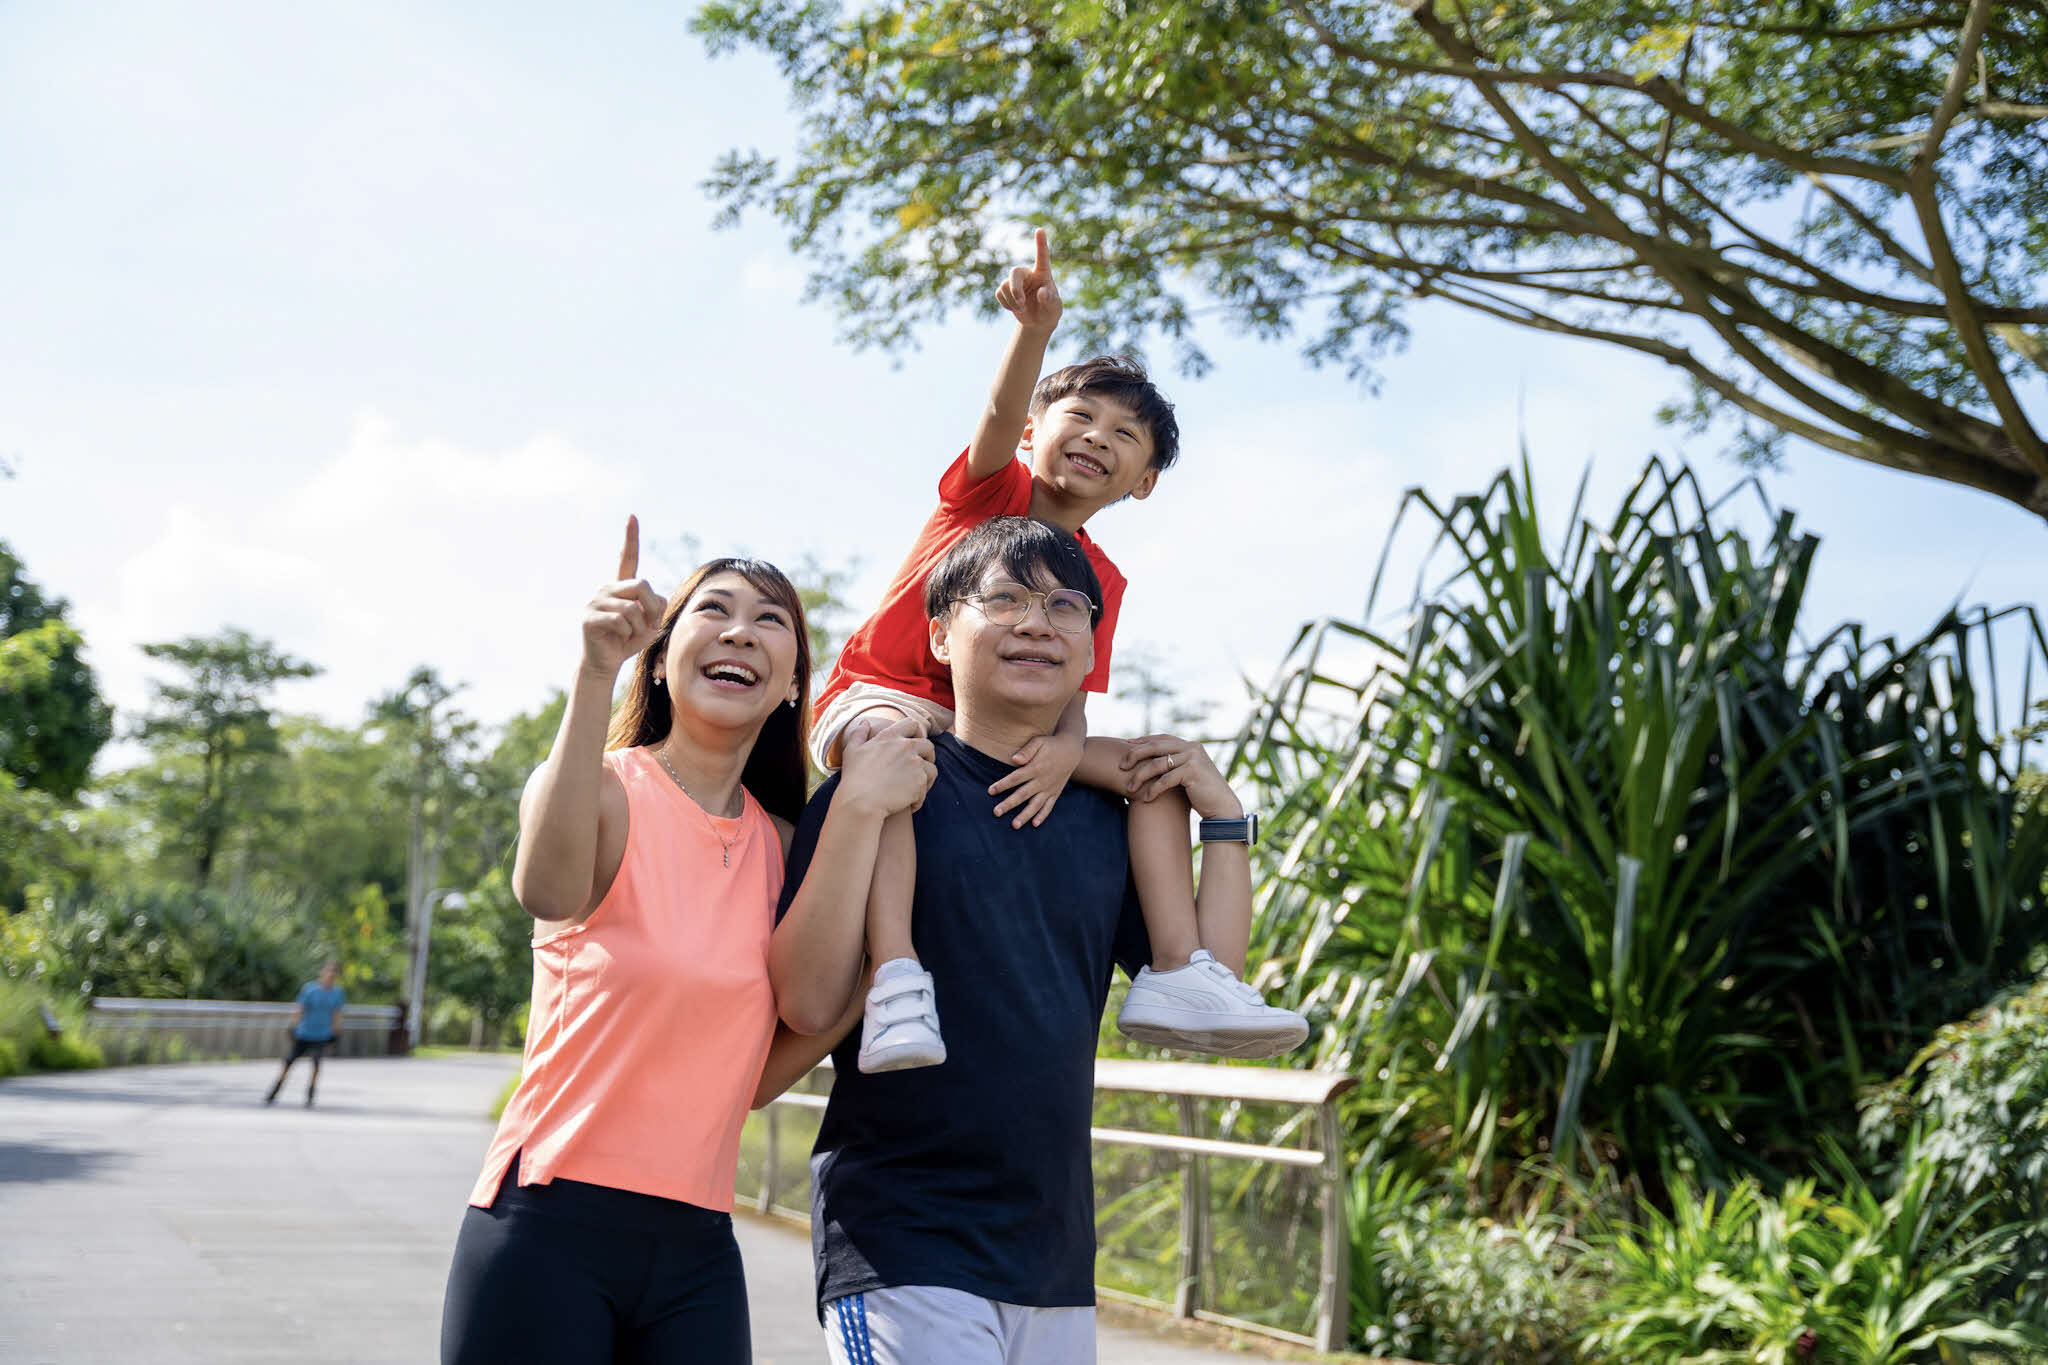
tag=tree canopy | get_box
[696,0,2048,518]
[135,629,320,887]
[0,541,112,800]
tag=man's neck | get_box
[951,703,1065,765]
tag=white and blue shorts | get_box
[824,1285,1095,1365]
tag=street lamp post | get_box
[403,887,466,1052]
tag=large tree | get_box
[0,541,113,800]
[697,0,2048,518]
[134,629,320,887]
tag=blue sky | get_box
[4,1,2043,762]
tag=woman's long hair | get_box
[605,558,813,826]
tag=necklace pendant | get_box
[722,846,730,868]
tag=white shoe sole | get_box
[858,1040,947,1073]
[1117,1007,1308,1059]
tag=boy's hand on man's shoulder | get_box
[995,228,1062,334]
[988,726,1085,828]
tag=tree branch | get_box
[1901,0,2048,481]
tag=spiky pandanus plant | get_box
[1231,456,2048,1198]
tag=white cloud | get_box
[89,414,641,757]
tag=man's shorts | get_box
[824,1286,1095,1365]
[810,683,955,774]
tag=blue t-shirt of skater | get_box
[295,983,346,1041]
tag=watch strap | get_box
[1197,814,1258,846]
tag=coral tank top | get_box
[469,746,782,1211]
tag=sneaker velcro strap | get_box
[869,973,933,1004]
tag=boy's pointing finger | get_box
[1034,227,1052,278]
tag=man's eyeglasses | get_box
[959,581,1096,635]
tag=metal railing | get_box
[749,1057,1356,1352]
[86,998,401,1061]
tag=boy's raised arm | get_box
[966,228,1063,483]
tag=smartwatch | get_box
[1197,814,1259,846]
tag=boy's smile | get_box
[1023,393,1160,518]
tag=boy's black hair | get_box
[1030,355,1180,473]
[925,517,1105,626]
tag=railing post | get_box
[760,1103,781,1214]
[1314,1098,1349,1353]
[1173,1093,1205,1320]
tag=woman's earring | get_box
[654,675,666,688]
[786,695,798,709]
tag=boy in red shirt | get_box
[813,231,1307,1072]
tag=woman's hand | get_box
[839,716,937,818]
[582,515,668,676]
[1121,734,1242,819]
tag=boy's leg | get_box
[305,1046,322,1105]
[1083,737,1308,1060]
[857,811,945,1073]
[842,710,945,1074]
[867,809,919,967]
[1128,784,1203,971]
[1074,737,1200,970]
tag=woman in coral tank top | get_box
[441,518,936,1365]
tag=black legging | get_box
[441,1165,750,1364]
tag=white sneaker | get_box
[857,961,947,1073]
[1118,950,1309,1059]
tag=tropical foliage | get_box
[0,538,112,803]
[1230,455,2048,1199]
[1860,974,2048,1324]
[1584,1142,2042,1363]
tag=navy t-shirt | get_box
[776,732,1150,1315]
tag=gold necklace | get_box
[652,744,741,868]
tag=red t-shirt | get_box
[817,452,1125,717]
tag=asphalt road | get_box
[0,1054,1268,1364]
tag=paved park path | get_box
[0,1055,1266,1364]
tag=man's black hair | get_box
[924,516,1104,626]
[1030,355,1180,473]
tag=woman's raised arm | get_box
[511,517,668,923]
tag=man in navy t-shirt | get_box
[773,517,1261,1365]
[265,958,346,1108]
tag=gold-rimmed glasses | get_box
[960,581,1095,635]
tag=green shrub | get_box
[1861,974,2048,1322]
[1,885,319,1002]
[1583,1140,2043,1363]
[28,1033,102,1071]
[1232,457,2048,1196]
[0,974,102,1074]
[1351,1171,1597,1363]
